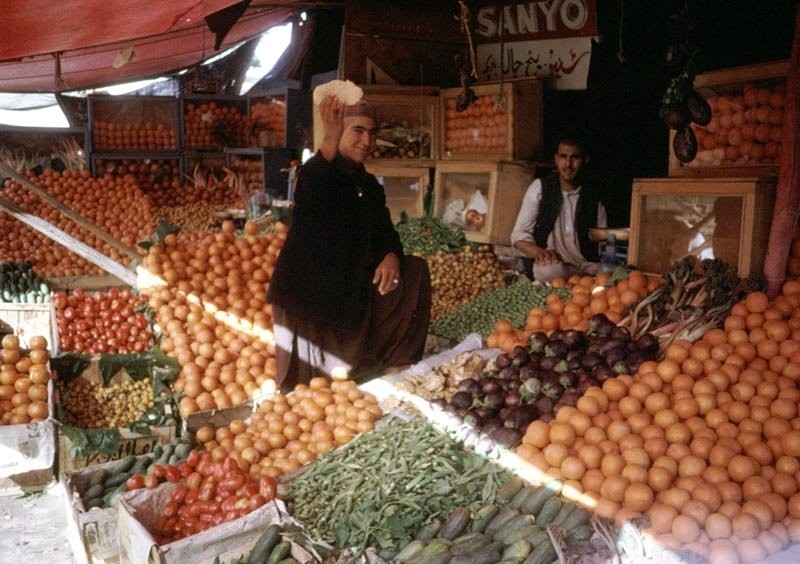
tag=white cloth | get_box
[511,178,607,276]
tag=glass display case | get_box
[366,165,429,223]
[88,95,179,152]
[181,95,250,151]
[433,161,534,245]
[669,60,788,178]
[248,88,311,150]
[628,177,777,277]
[440,80,543,162]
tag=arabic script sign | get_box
[473,0,597,90]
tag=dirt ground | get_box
[0,482,75,562]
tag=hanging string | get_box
[617,0,626,63]
[494,1,507,112]
[456,1,478,80]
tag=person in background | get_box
[510,131,607,282]
[267,92,432,391]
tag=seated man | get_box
[510,131,607,283]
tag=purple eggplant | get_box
[545,340,567,358]
[475,406,494,419]
[495,353,513,369]
[610,326,632,343]
[636,333,659,354]
[504,404,539,430]
[577,379,595,394]
[562,329,586,350]
[481,378,501,394]
[519,365,538,381]
[484,391,505,410]
[456,407,470,419]
[588,313,615,336]
[481,419,503,435]
[451,391,475,409]
[511,345,530,366]
[592,364,615,382]
[463,410,484,428]
[504,392,522,407]
[542,381,563,400]
[430,398,447,411]
[604,346,626,366]
[559,371,578,388]
[519,377,542,400]
[539,412,555,423]
[458,378,481,394]
[612,360,631,375]
[490,427,523,448]
[581,351,604,370]
[528,332,549,354]
[539,356,560,372]
[498,366,520,381]
[567,356,583,372]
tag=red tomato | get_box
[126,473,145,490]
[212,513,225,526]
[164,465,182,483]
[197,460,214,477]
[259,476,277,501]
[186,502,203,518]
[248,494,267,511]
[222,457,239,474]
[170,485,188,504]
[186,471,203,490]
[221,496,238,513]
[184,488,200,505]
[240,482,260,498]
[162,501,179,518]
[186,450,201,468]
[149,464,166,479]
[224,510,240,522]
[199,500,221,514]
[199,512,216,524]
[178,463,193,479]
[144,474,160,489]
[198,484,215,502]
[219,474,246,494]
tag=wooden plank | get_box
[0,196,137,286]
[0,162,140,261]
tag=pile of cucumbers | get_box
[393,477,594,564]
[79,441,192,510]
[0,261,50,303]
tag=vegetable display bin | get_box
[433,161,534,245]
[88,95,179,153]
[183,151,227,181]
[90,154,183,208]
[669,60,788,178]
[181,95,250,151]
[0,126,88,172]
[439,80,543,162]
[628,177,777,277]
[248,87,311,150]
[225,148,297,200]
[365,164,430,223]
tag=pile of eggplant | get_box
[437,314,659,449]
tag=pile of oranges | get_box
[517,281,800,563]
[487,271,658,352]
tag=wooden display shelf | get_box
[439,79,543,162]
[365,164,429,222]
[628,177,777,277]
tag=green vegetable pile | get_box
[430,282,572,341]
[0,261,50,303]
[286,417,509,561]
[396,215,467,256]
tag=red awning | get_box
[0,1,318,93]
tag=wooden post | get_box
[0,162,140,261]
[0,196,137,287]
[764,4,800,296]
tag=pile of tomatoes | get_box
[151,451,277,544]
[54,287,152,354]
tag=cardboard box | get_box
[117,483,287,564]
[63,458,138,564]
[58,424,176,474]
[0,301,58,352]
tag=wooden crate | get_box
[181,401,255,436]
[669,60,789,178]
[439,79,543,162]
[88,95,179,153]
[628,177,777,277]
[248,87,311,150]
[433,160,534,245]
[0,126,88,171]
[0,301,58,351]
[181,95,250,151]
[365,164,429,222]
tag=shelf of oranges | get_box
[88,95,179,153]
[181,95,250,151]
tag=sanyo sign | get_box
[475,1,593,40]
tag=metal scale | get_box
[589,228,631,271]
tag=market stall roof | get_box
[0,0,336,93]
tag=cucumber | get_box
[440,507,471,540]
[415,518,442,540]
[551,501,576,526]
[88,468,109,488]
[509,485,538,510]
[276,559,296,564]
[502,524,542,546]
[248,524,282,564]
[111,455,136,475]
[174,442,192,461]
[394,539,426,562]
[522,540,556,564]
[449,542,502,564]
[495,476,525,504]
[83,483,105,500]
[502,539,532,562]
[129,457,151,476]
[494,514,537,542]
[407,539,451,564]
[562,506,590,531]
[265,541,291,564]
[103,471,131,489]
[525,530,550,548]
[152,444,164,460]
[85,497,105,510]
[470,504,500,533]
[104,483,127,508]
[521,483,559,516]
[535,497,562,526]
[156,444,175,465]
[450,532,492,556]
[485,507,521,536]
